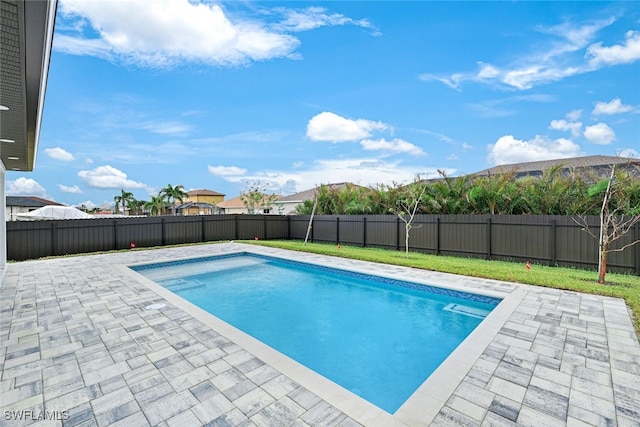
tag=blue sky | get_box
[7,0,640,209]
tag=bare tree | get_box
[574,164,640,284]
[240,181,278,214]
[385,176,428,258]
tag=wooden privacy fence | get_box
[6,214,640,275]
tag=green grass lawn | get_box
[243,239,640,334]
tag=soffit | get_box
[0,0,56,172]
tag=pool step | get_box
[443,303,490,319]
[163,279,206,292]
[139,256,268,282]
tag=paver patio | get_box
[1,242,638,426]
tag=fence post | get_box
[310,217,314,243]
[201,216,206,242]
[633,222,640,276]
[51,222,57,256]
[362,217,367,247]
[486,217,492,260]
[161,218,166,246]
[550,220,557,267]
[336,217,340,244]
[436,217,441,255]
[113,220,118,250]
[263,215,267,239]
[287,216,291,240]
[234,215,239,240]
[396,217,400,251]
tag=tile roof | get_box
[217,194,282,208]
[473,155,639,177]
[187,189,225,196]
[276,182,363,203]
[6,196,64,208]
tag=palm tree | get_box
[126,198,143,216]
[144,195,166,216]
[160,184,188,215]
[113,189,134,214]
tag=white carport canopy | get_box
[16,205,93,220]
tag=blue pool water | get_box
[132,253,500,413]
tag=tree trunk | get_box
[405,224,410,258]
[598,248,607,284]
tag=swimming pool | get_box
[132,252,501,414]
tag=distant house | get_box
[272,183,363,215]
[473,155,640,181]
[6,196,64,221]
[177,189,225,216]
[217,193,281,215]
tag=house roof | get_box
[176,202,217,210]
[6,196,64,208]
[473,155,640,177]
[217,194,282,208]
[275,182,363,203]
[187,189,225,197]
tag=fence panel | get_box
[5,214,639,274]
[7,221,52,260]
[236,216,266,240]
[361,215,397,249]
[204,216,236,241]
[309,216,337,243]
[116,217,163,249]
[438,215,486,257]
[490,216,550,264]
[164,216,203,245]
[289,216,310,240]
[266,217,290,240]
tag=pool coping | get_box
[120,244,522,426]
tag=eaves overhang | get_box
[0,0,57,172]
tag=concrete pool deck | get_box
[0,242,638,426]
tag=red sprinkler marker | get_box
[130,242,136,249]
[526,260,531,270]
[254,236,259,240]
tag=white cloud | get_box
[422,19,640,90]
[360,138,425,156]
[207,165,247,177]
[44,147,75,161]
[139,120,191,135]
[566,109,583,121]
[618,148,639,158]
[212,158,452,195]
[56,0,300,68]
[446,153,459,160]
[488,135,582,166]
[306,112,389,142]
[592,98,634,115]
[59,184,83,194]
[549,119,583,137]
[418,73,463,90]
[7,177,49,197]
[462,143,473,151]
[583,123,615,145]
[77,165,147,189]
[273,7,378,34]
[587,30,640,67]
